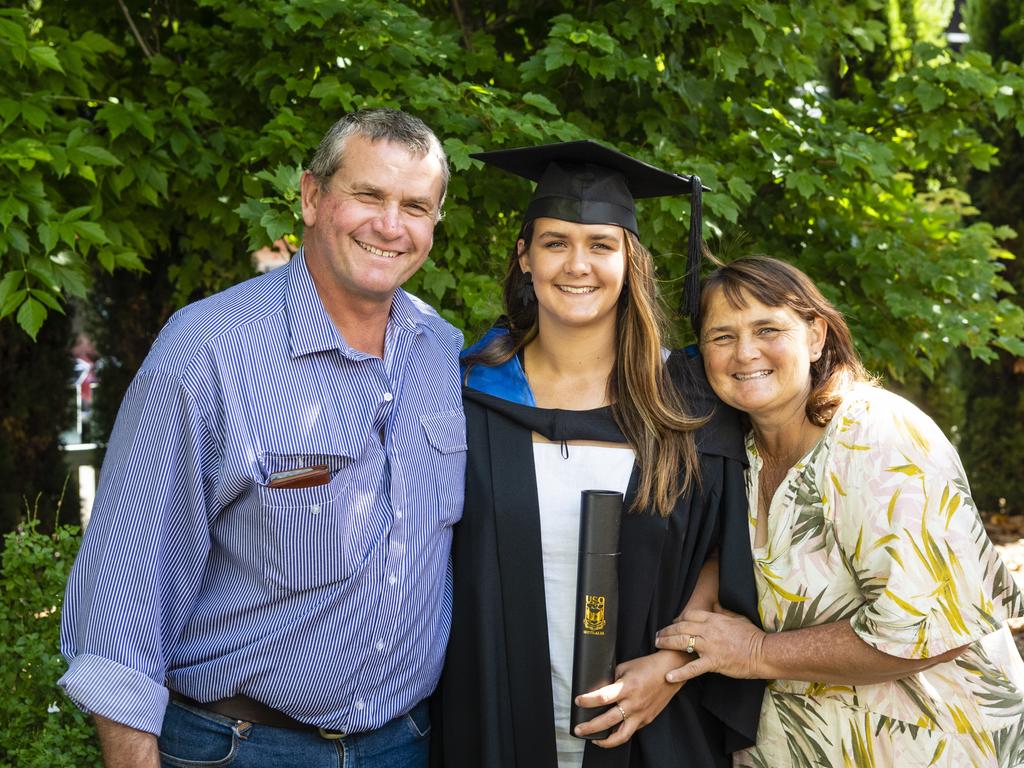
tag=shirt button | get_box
[382,392,393,402]
[376,640,385,651]
[355,700,365,711]
[310,504,321,515]
[388,574,397,585]
[394,509,403,520]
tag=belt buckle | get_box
[318,727,346,740]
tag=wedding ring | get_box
[685,634,697,654]
[615,703,628,723]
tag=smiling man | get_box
[59,109,466,768]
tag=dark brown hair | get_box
[697,255,874,426]
[465,221,704,517]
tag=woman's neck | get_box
[523,321,616,410]
[751,408,824,468]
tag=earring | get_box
[518,271,535,306]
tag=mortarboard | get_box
[471,140,708,323]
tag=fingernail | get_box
[654,638,663,647]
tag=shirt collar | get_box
[286,248,427,359]
[388,287,428,337]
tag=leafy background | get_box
[0,0,1022,764]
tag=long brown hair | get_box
[697,255,874,426]
[465,221,704,517]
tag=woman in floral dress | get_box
[656,255,1024,767]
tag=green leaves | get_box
[15,297,46,339]
[914,81,946,111]
[308,76,357,110]
[0,518,103,766]
[443,138,485,172]
[96,101,155,141]
[521,92,560,116]
[234,163,303,248]
[259,208,296,244]
[785,170,822,199]
[27,44,62,74]
[0,9,139,337]
[0,0,1022,382]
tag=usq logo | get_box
[583,594,606,635]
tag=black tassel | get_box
[681,174,704,329]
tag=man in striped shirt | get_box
[59,109,466,768]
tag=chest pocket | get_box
[420,410,467,527]
[257,453,371,593]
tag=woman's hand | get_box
[655,604,766,683]
[572,649,692,748]
[657,604,969,685]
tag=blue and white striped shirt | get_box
[59,250,466,735]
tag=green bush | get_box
[0,509,100,767]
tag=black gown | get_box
[432,346,764,768]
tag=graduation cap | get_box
[471,140,708,323]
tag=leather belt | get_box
[169,691,347,739]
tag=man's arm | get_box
[61,367,213,737]
[94,715,159,768]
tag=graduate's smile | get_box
[519,218,626,331]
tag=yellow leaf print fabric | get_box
[734,386,1024,768]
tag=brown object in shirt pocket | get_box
[267,464,330,489]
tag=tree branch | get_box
[117,0,154,59]
[450,0,473,51]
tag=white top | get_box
[533,440,636,768]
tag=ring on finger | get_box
[615,703,628,723]
[685,634,697,654]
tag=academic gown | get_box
[432,331,764,768]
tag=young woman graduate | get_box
[431,142,763,768]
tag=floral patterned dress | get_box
[734,385,1024,768]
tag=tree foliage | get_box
[2,0,1023,384]
[951,0,1024,513]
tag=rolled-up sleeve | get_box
[59,366,216,734]
[830,397,1024,660]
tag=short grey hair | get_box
[307,108,449,215]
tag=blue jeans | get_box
[157,698,429,768]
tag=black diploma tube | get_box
[569,489,623,739]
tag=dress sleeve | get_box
[829,390,1024,659]
[58,366,217,734]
